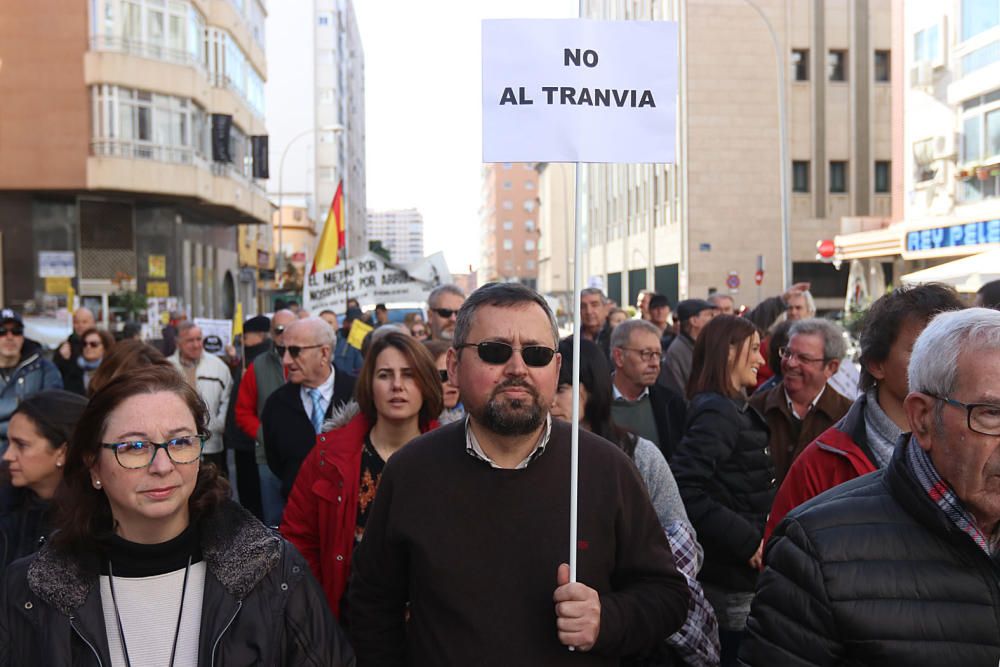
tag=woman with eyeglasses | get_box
[549,337,720,666]
[423,340,465,425]
[63,327,115,396]
[670,315,774,667]
[0,365,355,666]
[0,390,87,568]
[281,331,442,617]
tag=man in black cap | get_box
[647,294,676,351]
[660,299,717,397]
[0,309,62,451]
[333,307,365,375]
[222,314,272,520]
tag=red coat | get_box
[280,407,438,617]
[763,395,878,546]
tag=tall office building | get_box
[266,0,367,263]
[558,0,892,310]
[0,0,271,320]
[479,163,541,289]
[367,208,424,265]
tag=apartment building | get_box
[479,163,540,289]
[0,0,271,321]
[367,208,424,265]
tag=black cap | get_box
[0,308,22,326]
[244,315,270,334]
[648,294,671,310]
[345,307,364,322]
[676,299,715,321]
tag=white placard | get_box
[193,318,233,356]
[38,251,76,278]
[304,252,452,315]
[482,19,678,163]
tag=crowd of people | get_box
[0,276,999,665]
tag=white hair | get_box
[286,317,336,347]
[908,308,1000,396]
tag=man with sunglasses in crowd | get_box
[261,317,355,499]
[426,284,466,341]
[749,318,851,485]
[610,319,687,461]
[0,309,61,452]
[52,306,95,392]
[742,307,1000,665]
[349,282,689,665]
[234,309,297,525]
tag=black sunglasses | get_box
[458,341,555,367]
[432,308,458,319]
[274,325,286,335]
[275,344,323,359]
[0,326,23,337]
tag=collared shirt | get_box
[785,385,825,420]
[665,521,721,667]
[464,414,552,469]
[300,365,336,420]
[906,434,1000,557]
[612,376,650,402]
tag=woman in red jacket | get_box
[281,330,443,617]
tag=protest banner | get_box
[194,318,233,355]
[304,251,451,314]
[482,19,678,163]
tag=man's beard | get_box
[474,380,545,436]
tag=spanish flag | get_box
[311,181,345,274]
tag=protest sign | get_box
[304,252,451,314]
[482,19,678,163]
[194,318,233,355]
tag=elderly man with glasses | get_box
[749,318,852,485]
[610,319,688,461]
[349,282,690,665]
[0,308,62,451]
[741,308,1000,666]
[261,317,355,500]
[426,284,466,341]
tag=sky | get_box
[352,0,577,275]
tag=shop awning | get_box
[900,247,1000,292]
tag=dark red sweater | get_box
[347,419,689,666]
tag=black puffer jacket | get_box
[740,440,1000,666]
[0,486,50,569]
[0,500,355,666]
[671,392,774,592]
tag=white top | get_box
[100,562,207,667]
[299,365,336,420]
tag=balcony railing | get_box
[89,35,204,70]
[91,139,202,166]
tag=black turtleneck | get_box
[99,522,202,577]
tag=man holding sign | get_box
[348,283,688,664]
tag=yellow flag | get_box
[347,318,373,350]
[233,302,244,338]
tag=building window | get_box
[525,239,536,251]
[828,50,848,81]
[525,220,535,232]
[319,89,335,105]
[874,50,891,82]
[524,181,535,190]
[913,138,938,182]
[914,24,942,64]
[502,220,513,231]
[502,162,512,169]
[320,167,336,181]
[874,161,891,193]
[964,115,983,163]
[792,161,810,193]
[523,199,536,212]
[526,259,536,270]
[988,108,1000,158]
[791,49,809,81]
[503,239,513,250]
[962,0,1000,42]
[829,161,848,193]
[317,13,330,26]
[502,181,512,189]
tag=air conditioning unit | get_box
[933,135,955,160]
[910,61,933,88]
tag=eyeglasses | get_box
[457,341,556,367]
[621,347,663,363]
[438,369,450,383]
[927,394,1000,436]
[276,344,323,359]
[0,327,23,337]
[778,347,827,366]
[274,325,286,335]
[432,308,458,319]
[101,434,207,469]
[412,328,428,336]
[84,340,103,348]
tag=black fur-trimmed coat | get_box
[0,500,355,666]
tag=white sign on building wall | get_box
[482,19,678,163]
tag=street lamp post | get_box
[276,124,344,283]
[742,0,792,289]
